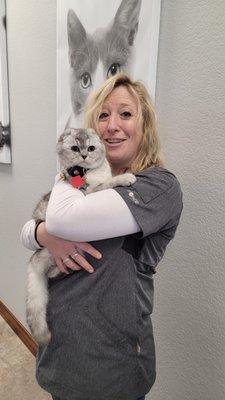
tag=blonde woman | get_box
[21,73,183,400]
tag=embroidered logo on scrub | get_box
[128,190,139,204]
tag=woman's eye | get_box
[107,63,121,78]
[99,112,109,120]
[121,111,132,118]
[71,146,80,152]
[88,146,95,152]
[80,72,91,89]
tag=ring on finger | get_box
[71,251,79,260]
[63,257,71,264]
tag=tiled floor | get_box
[0,315,51,400]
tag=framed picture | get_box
[57,0,161,136]
[0,0,11,164]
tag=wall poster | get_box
[0,0,11,164]
[57,0,161,136]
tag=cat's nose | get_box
[82,155,87,159]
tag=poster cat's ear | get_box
[67,9,87,51]
[113,0,142,46]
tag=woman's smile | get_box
[104,138,126,146]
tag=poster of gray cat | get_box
[0,0,11,164]
[57,0,161,136]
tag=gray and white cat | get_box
[26,128,136,346]
[66,0,142,128]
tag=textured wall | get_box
[0,1,225,400]
[150,1,225,399]
[0,1,56,321]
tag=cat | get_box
[66,0,142,128]
[26,128,136,346]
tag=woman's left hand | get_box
[37,222,102,274]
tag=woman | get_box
[21,73,183,400]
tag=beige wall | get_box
[0,1,225,399]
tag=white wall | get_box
[0,1,225,399]
[151,1,225,399]
[0,0,56,320]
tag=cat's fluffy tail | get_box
[26,250,53,346]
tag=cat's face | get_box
[67,0,142,116]
[57,128,106,170]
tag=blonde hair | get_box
[84,73,164,173]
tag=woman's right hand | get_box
[36,222,102,274]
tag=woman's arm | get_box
[45,177,141,242]
[20,219,102,274]
[20,219,43,251]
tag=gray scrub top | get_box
[36,166,183,400]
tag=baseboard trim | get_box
[0,300,38,356]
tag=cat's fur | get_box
[26,128,136,346]
[66,0,142,128]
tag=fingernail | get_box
[89,268,94,273]
[97,253,102,259]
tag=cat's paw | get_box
[120,173,136,186]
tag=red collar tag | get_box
[71,175,86,189]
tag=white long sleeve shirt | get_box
[20,174,140,250]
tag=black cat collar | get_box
[60,165,89,190]
[67,165,89,177]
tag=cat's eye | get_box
[99,112,109,120]
[88,146,95,152]
[107,63,121,78]
[71,145,80,152]
[81,72,91,89]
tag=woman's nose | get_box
[107,114,119,132]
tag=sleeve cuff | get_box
[34,220,44,248]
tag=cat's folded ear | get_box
[87,128,99,137]
[57,128,73,154]
[56,128,75,156]
[58,128,72,143]
[113,0,142,46]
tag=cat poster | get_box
[0,0,11,164]
[57,0,161,136]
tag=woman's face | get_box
[97,86,143,173]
